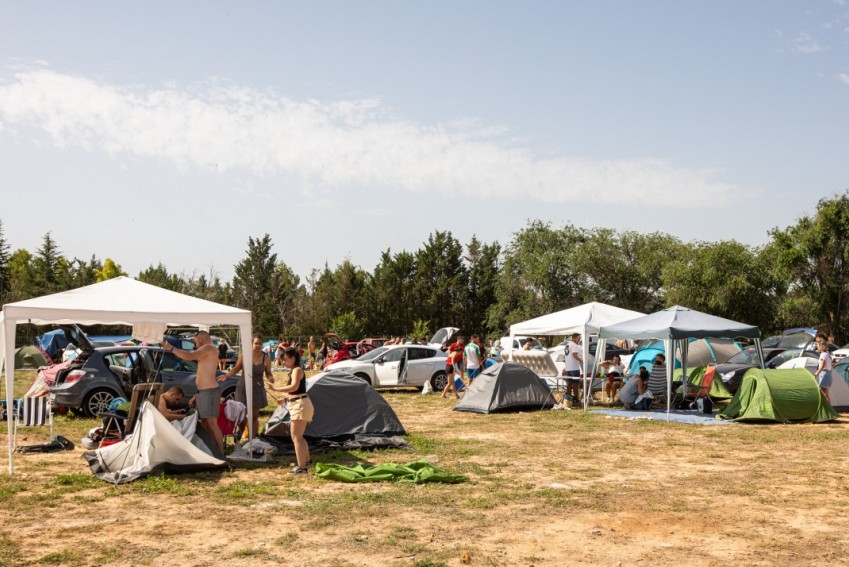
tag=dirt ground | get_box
[3,389,849,567]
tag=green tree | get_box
[8,249,37,301]
[662,240,778,329]
[68,256,102,288]
[329,311,365,341]
[138,263,184,291]
[769,192,849,339]
[571,228,684,313]
[0,219,10,303]
[464,236,500,335]
[96,258,127,282]
[33,231,65,295]
[232,234,282,337]
[414,231,468,330]
[367,249,417,336]
[487,221,585,332]
[409,319,431,340]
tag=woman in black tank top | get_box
[269,347,314,474]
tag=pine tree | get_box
[0,219,10,303]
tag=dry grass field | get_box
[2,369,849,567]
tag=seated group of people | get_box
[599,353,667,409]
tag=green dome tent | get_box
[13,346,50,370]
[718,368,838,423]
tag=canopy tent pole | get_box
[2,313,14,474]
[665,339,673,420]
[241,323,254,452]
[581,328,589,409]
[681,339,689,399]
[586,337,604,410]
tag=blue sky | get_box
[0,1,847,283]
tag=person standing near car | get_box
[441,335,465,399]
[162,331,224,454]
[814,341,833,403]
[220,335,273,441]
[267,347,313,474]
[464,334,484,383]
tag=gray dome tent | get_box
[263,370,406,439]
[454,362,554,414]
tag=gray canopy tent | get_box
[1,277,253,474]
[597,305,764,416]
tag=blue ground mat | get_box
[592,408,734,425]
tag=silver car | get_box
[325,344,449,390]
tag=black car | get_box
[49,327,237,417]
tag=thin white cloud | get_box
[837,72,849,85]
[791,32,826,53]
[0,69,739,208]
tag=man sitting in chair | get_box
[157,386,187,422]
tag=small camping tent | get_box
[627,338,741,374]
[263,371,406,439]
[13,346,50,370]
[83,402,226,483]
[718,368,838,423]
[778,357,849,409]
[454,362,554,414]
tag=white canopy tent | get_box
[597,305,764,416]
[1,276,253,474]
[508,302,645,408]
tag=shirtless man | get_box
[162,331,224,453]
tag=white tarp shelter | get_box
[597,305,763,416]
[1,276,252,474]
[508,302,645,407]
[84,401,226,484]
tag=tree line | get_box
[2,192,848,343]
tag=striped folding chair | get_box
[13,396,54,450]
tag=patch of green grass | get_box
[215,479,279,502]
[0,481,27,500]
[93,545,124,563]
[0,533,21,566]
[385,526,417,545]
[37,549,84,564]
[120,474,197,496]
[274,533,299,546]
[233,547,271,558]
[49,473,101,492]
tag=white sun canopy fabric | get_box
[597,305,763,417]
[507,302,645,409]
[509,302,646,337]
[1,276,253,474]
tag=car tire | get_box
[431,371,448,392]
[354,373,372,385]
[222,387,236,401]
[83,388,119,417]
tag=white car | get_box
[324,344,449,390]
